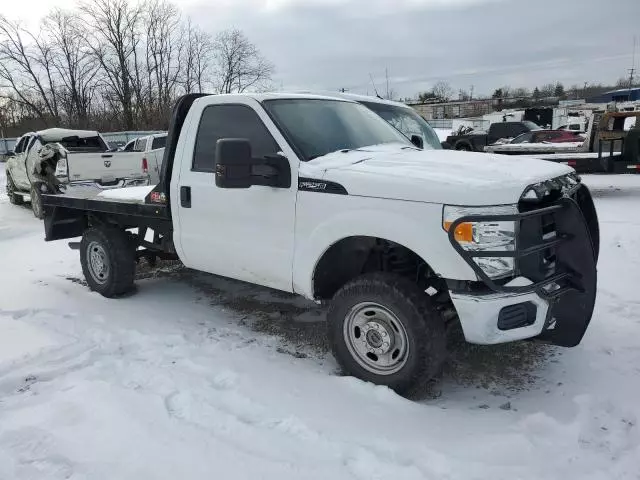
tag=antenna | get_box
[369,73,382,99]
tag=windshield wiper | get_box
[308,148,357,161]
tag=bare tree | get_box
[143,0,183,121]
[211,29,274,94]
[0,2,277,133]
[431,81,453,101]
[42,9,99,125]
[80,0,142,129]
[0,15,60,123]
[181,19,213,94]
[510,87,530,98]
[539,83,556,97]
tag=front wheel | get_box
[80,226,136,297]
[6,174,24,206]
[327,273,447,396]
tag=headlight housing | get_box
[443,204,517,279]
[520,172,580,202]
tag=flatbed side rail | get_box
[42,194,170,242]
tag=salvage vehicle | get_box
[120,133,167,183]
[5,128,150,218]
[41,93,600,395]
[485,111,640,174]
[446,121,542,151]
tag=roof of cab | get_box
[196,92,358,103]
[293,90,412,108]
[36,128,101,142]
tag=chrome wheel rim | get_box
[343,302,409,375]
[87,241,109,284]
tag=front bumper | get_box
[450,284,549,344]
[447,184,599,347]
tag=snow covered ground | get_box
[1,162,640,480]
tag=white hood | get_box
[298,144,574,205]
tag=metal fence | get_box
[0,137,18,157]
[0,130,165,159]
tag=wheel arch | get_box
[293,206,477,300]
[311,236,437,300]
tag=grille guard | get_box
[447,189,597,300]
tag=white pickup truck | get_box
[41,93,600,396]
[120,133,167,184]
[5,128,149,218]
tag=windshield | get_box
[523,120,542,131]
[360,101,441,149]
[263,99,411,161]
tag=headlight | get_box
[443,204,517,279]
[521,173,580,201]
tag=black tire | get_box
[80,226,136,297]
[327,273,447,396]
[455,142,472,151]
[30,183,45,219]
[6,174,24,206]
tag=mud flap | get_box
[536,198,597,347]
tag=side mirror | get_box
[410,134,424,149]
[214,139,292,189]
[440,141,452,150]
[215,138,253,188]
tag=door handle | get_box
[180,186,191,208]
[101,154,113,158]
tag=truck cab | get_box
[41,93,600,396]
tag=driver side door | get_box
[173,98,299,292]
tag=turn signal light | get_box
[443,221,474,243]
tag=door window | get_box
[134,138,147,152]
[151,136,167,150]
[192,104,280,172]
[14,136,29,153]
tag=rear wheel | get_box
[80,226,136,297]
[327,273,447,396]
[6,174,24,206]
[455,142,472,151]
[30,183,45,219]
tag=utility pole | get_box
[470,85,474,100]
[385,67,390,100]
[629,35,637,95]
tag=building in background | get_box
[587,87,640,103]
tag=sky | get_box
[4,0,639,99]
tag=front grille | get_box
[517,207,559,283]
